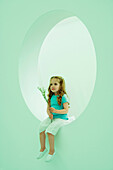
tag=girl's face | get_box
[50,78,60,94]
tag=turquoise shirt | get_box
[50,94,69,120]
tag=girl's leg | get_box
[39,130,46,151]
[45,118,67,154]
[39,117,51,152]
[47,132,55,155]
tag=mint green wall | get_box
[0,1,113,170]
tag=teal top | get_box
[50,94,69,120]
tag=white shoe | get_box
[45,152,56,162]
[37,148,48,159]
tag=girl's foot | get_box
[48,150,55,155]
[37,148,48,159]
[45,151,56,162]
[40,148,46,152]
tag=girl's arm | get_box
[56,109,68,114]
[49,102,68,114]
[47,104,53,120]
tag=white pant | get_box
[38,117,69,136]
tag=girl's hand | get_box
[48,113,53,120]
[49,107,58,113]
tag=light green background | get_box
[0,0,113,170]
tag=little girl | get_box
[37,76,70,162]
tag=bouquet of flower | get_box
[37,86,52,122]
[37,86,48,103]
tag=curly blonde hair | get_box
[47,76,70,108]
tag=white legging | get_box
[38,117,69,136]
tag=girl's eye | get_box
[50,83,57,85]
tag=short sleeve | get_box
[62,94,69,104]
